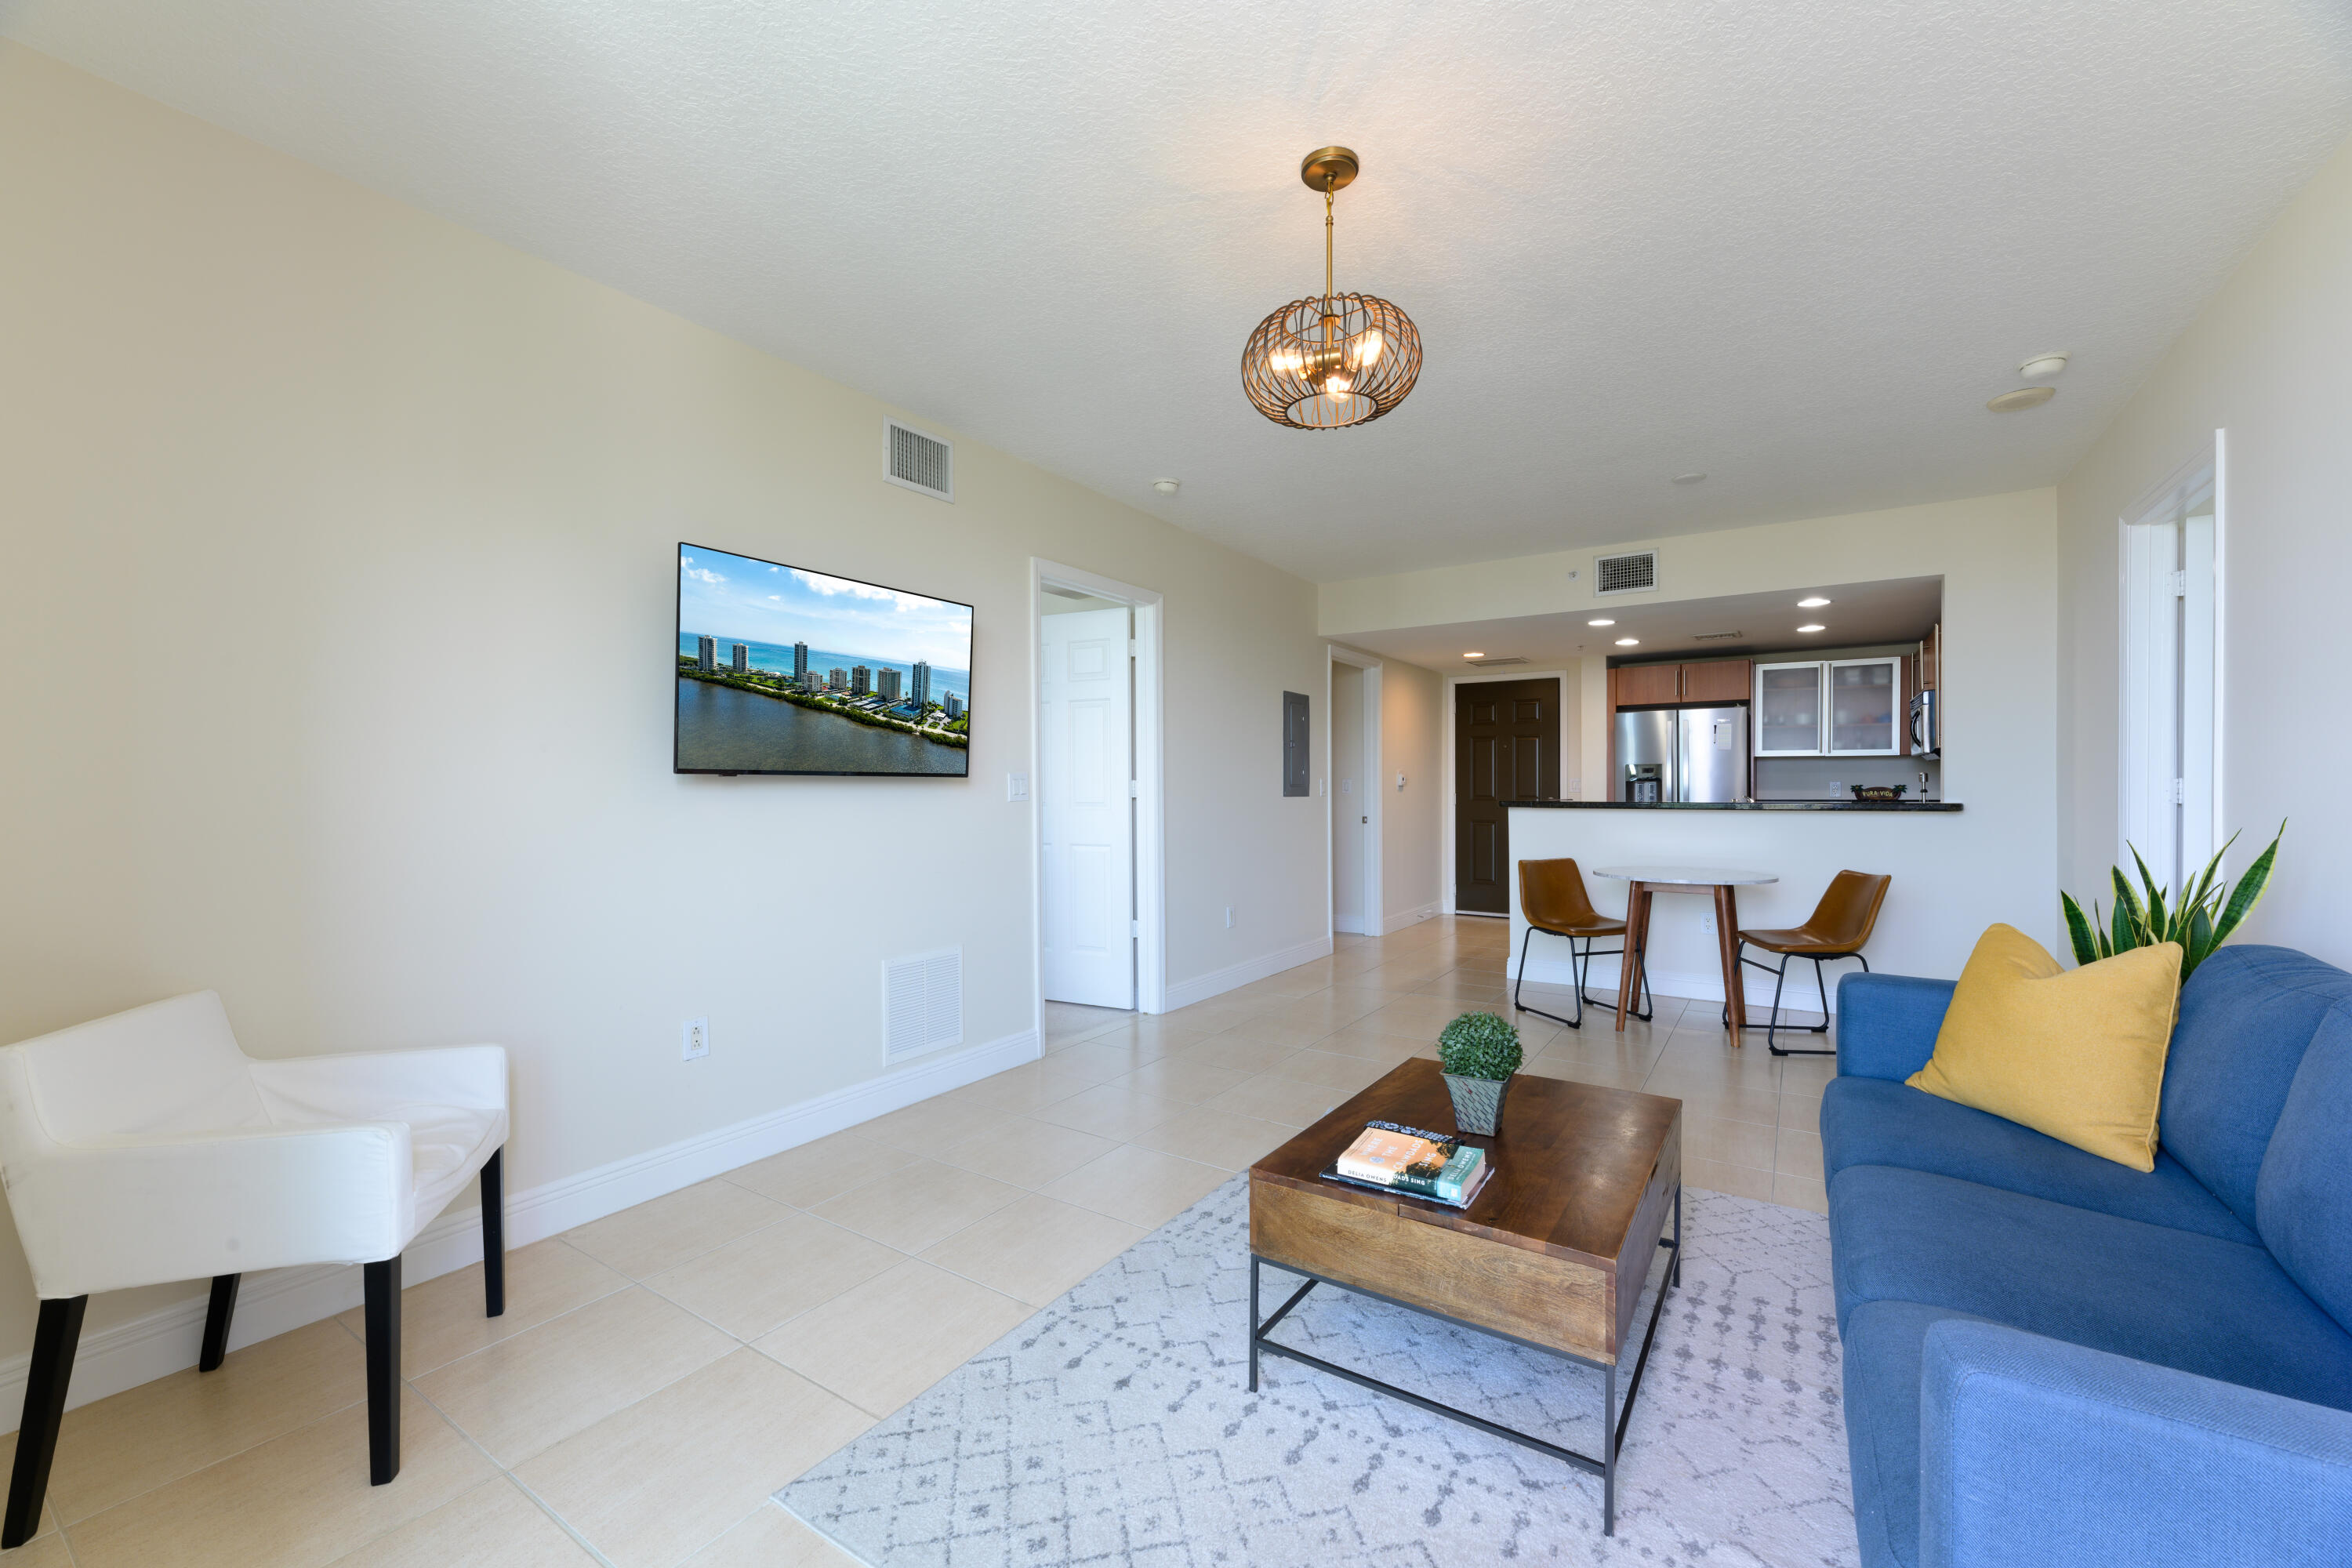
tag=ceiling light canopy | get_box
[1987,386,2056,412]
[2019,350,2071,380]
[1798,596,1831,608]
[1671,471,1706,485]
[1240,148,1422,430]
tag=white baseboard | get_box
[1332,915,1370,936]
[0,1025,1041,1430]
[1379,902,1438,935]
[1512,949,1839,1014]
[1161,935,1334,1011]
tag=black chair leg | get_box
[364,1257,401,1485]
[199,1274,241,1372]
[1768,954,1848,1057]
[1512,925,1581,1031]
[481,1146,506,1319]
[4,1295,87,1548]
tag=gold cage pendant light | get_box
[1240,147,1421,430]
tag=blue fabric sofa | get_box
[1822,944,2352,1567]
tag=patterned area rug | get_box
[779,1178,1854,1566]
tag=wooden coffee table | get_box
[1247,1058,1682,1535]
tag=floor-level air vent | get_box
[1464,655,1528,667]
[884,419,953,502]
[1690,630,1745,642]
[1595,550,1659,596]
[884,948,963,1060]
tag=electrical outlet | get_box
[1224,906,1235,929]
[1396,772,1406,791]
[681,1016,710,1061]
[1700,911,1716,936]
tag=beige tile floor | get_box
[0,916,1835,1566]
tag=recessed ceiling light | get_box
[1614,637,1639,646]
[1987,387,2056,412]
[1587,618,1615,627]
[2018,350,2071,380]
[1152,478,1180,496]
[1671,471,1705,485]
[1798,596,1831,608]
[1798,623,1826,633]
[1463,651,1484,659]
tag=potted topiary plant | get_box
[1437,1011,1524,1136]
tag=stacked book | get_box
[1327,1121,1494,1208]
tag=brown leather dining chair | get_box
[1514,858,1651,1029]
[1733,869,1892,1055]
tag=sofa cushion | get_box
[2161,944,2352,1229]
[2259,1004,2352,1334]
[1828,1163,2352,1411]
[1821,1076,2256,1245]
[1906,924,2180,1170]
[1843,1299,1987,1568]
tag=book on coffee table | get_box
[1325,1120,1494,1207]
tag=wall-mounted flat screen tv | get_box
[676,543,971,776]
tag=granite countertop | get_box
[1504,800,1964,812]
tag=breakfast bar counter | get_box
[1502,797,1996,1024]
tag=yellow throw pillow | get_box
[1906,924,2182,1171]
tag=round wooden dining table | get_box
[1592,866,1780,1042]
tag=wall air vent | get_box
[1595,550,1660,596]
[1690,630,1745,642]
[883,948,963,1060]
[1463,656,1528,667]
[884,419,953,502]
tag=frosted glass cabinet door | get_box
[1828,659,1902,754]
[1755,662,1824,754]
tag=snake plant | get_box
[2060,822,2283,979]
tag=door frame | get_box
[1441,668,1573,916]
[1327,645,1384,938]
[1030,559,1167,1016]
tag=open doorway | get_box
[1034,561,1167,1018]
[1329,648,1383,935]
[2120,441,2221,889]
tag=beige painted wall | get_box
[1377,656,1443,927]
[2057,133,2352,963]
[0,47,1327,1365]
[1326,490,2062,963]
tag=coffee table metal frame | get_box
[1246,1185,1681,1537]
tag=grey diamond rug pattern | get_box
[779,1178,1854,1566]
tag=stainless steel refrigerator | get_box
[1616,706,1749,803]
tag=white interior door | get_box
[1041,605,1134,1007]
[1331,662,1368,933]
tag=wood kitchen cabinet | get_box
[1610,659,1749,706]
[1679,659,1751,702]
[1613,662,1682,706]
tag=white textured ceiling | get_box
[7,1,2350,582]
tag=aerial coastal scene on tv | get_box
[675,543,972,776]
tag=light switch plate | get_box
[1007,772,1029,801]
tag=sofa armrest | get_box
[250,1043,509,1120]
[6,1122,414,1297]
[1834,973,1952,1081]
[1921,1319,2352,1568]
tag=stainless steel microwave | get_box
[1909,691,1941,757]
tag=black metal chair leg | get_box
[1810,958,1835,1033]
[481,1146,506,1319]
[5,1295,87,1548]
[1768,953,1848,1057]
[1512,925,1581,1031]
[1763,953,1793,1051]
[364,1257,401,1485]
[199,1274,241,1372]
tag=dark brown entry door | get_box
[1455,677,1561,914]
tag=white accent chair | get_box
[0,992,508,1545]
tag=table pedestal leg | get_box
[1713,884,1746,1044]
[1615,884,1651,1031]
